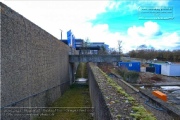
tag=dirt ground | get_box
[98,63,180,85]
[137,72,180,114]
[98,63,176,120]
[139,72,180,85]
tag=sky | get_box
[2,0,180,53]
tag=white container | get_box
[161,63,180,76]
[141,67,146,72]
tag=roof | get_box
[61,40,68,44]
[76,46,100,50]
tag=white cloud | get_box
[73,23,123,47]
[107,1,122,10]
[139,0,170,6]
[123,21,180,52]
[2,0,124,50]
[127,3,139,11]
[2,0,178,53]
[106,0,170,14]
[120,32,180,53]
[127,21,161,37]
[155,0,170,6]
[156,32,180,49]
[3,1,110,39]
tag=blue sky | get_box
[2,0,180,53]
[90,0,180,52]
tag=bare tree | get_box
[98,46,108,55]
[118,40,122,55]
[83,38,91,54]
[128,49,180,62]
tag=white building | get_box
[161,63,180,76]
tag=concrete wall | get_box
[1,2,73,119]
[69,55,121,63]
[88,63,112,120]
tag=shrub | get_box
[117,67,128,77]
[124,71,139,83]
[117,68,139,83]
[75,63,88,78]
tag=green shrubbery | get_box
[75,63,88,79]
[130,105,156,120]
[118,67,139,83]
[84,63,88,78]
[75,63,82,79]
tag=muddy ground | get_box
[139,72,180,85]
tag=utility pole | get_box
[60,29,63,40]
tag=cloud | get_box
[127,3,139,11]
[119,21,180,52]
[105,0,170,14]
[154,0,170,6]
[127,21,162,37]
[3,1,110,39]
[130,32,179,51]
[107,1,122,10]
[3,1,122,49]
[139,0,170,6]
[157,32,180,49]
[175,42,180,46]
[3,0,178,53]
[174,45,180,50]
[73,23,123,47]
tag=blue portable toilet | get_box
[154,64,161,74]
[118,62,140,72]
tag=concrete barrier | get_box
[0,2,75,119]
[88,63,112,120]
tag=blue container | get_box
[154,64,161,74]
[118,62,140,72]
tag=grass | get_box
[130,105,156,120]
[75,63,88,79]
[98,68,156,120]
[34,84,93,120]
[116,67,139,83]
[34,62,92,120]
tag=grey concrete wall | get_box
[1,2,73,119]
[88,63,112,120]
[69,55,121,63]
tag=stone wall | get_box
[88,63,112,120]
[1,2,72,119]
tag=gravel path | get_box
[112,77,176,120]
[92,67,135,119]
[93,66,156,120]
